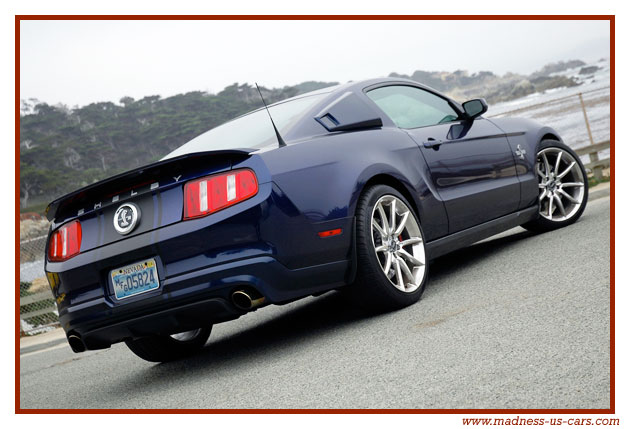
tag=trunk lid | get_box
[46,149,254,252]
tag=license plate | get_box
[110,258,160,300]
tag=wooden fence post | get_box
[578,93,602,180]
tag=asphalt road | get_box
[20,197,611,409]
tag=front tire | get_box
[522,140,588,233]
[125,327,212,362]
[349,185,428,311]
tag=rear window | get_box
[163,93,327,159]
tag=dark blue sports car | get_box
[44,78,588,362]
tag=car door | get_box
[366,84,520,233]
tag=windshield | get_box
[163,93,328,159]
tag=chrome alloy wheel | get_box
[371,195,426,293]
[536,147,585,222]
[170,329,202,342]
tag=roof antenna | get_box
[255,82,286,148]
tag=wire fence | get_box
[20,283,58,335]
[20,234,47,264]
[19,233,58,335]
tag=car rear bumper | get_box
[73,297,237,351]
[62,254,350,350]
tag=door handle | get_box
[423,138,443,150]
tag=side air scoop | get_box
[314,91,383,132]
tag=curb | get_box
[589,186,610,202]
[20,337,67,355]
[20,327,67,356]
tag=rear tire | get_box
[125,327,212,362]
[348,185,428,312]
[522,140,588,233]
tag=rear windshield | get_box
[163,93,327,159]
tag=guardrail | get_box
[575,140,610,181]
[488,86,609,119]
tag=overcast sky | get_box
[20,19,610,107]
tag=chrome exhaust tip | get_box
[231,290,265,311]
[67,334,86,353]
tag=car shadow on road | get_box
[112,228,537,393]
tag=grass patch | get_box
[20,202,48,215]
[588,175,611,188]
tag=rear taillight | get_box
[48,220,82,262]
[183,169,258,220]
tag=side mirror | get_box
[462,98,488,120]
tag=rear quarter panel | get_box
[258,128,449,245]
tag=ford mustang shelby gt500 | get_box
[44,78,588,362]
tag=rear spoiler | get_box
[45,149,255,222]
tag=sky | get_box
[20,20,610,107]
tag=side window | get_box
[367,85,460,129]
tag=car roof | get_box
[287,77,439,101]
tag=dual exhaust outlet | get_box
[231,290,265,311]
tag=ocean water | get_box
[488,58,611,159]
